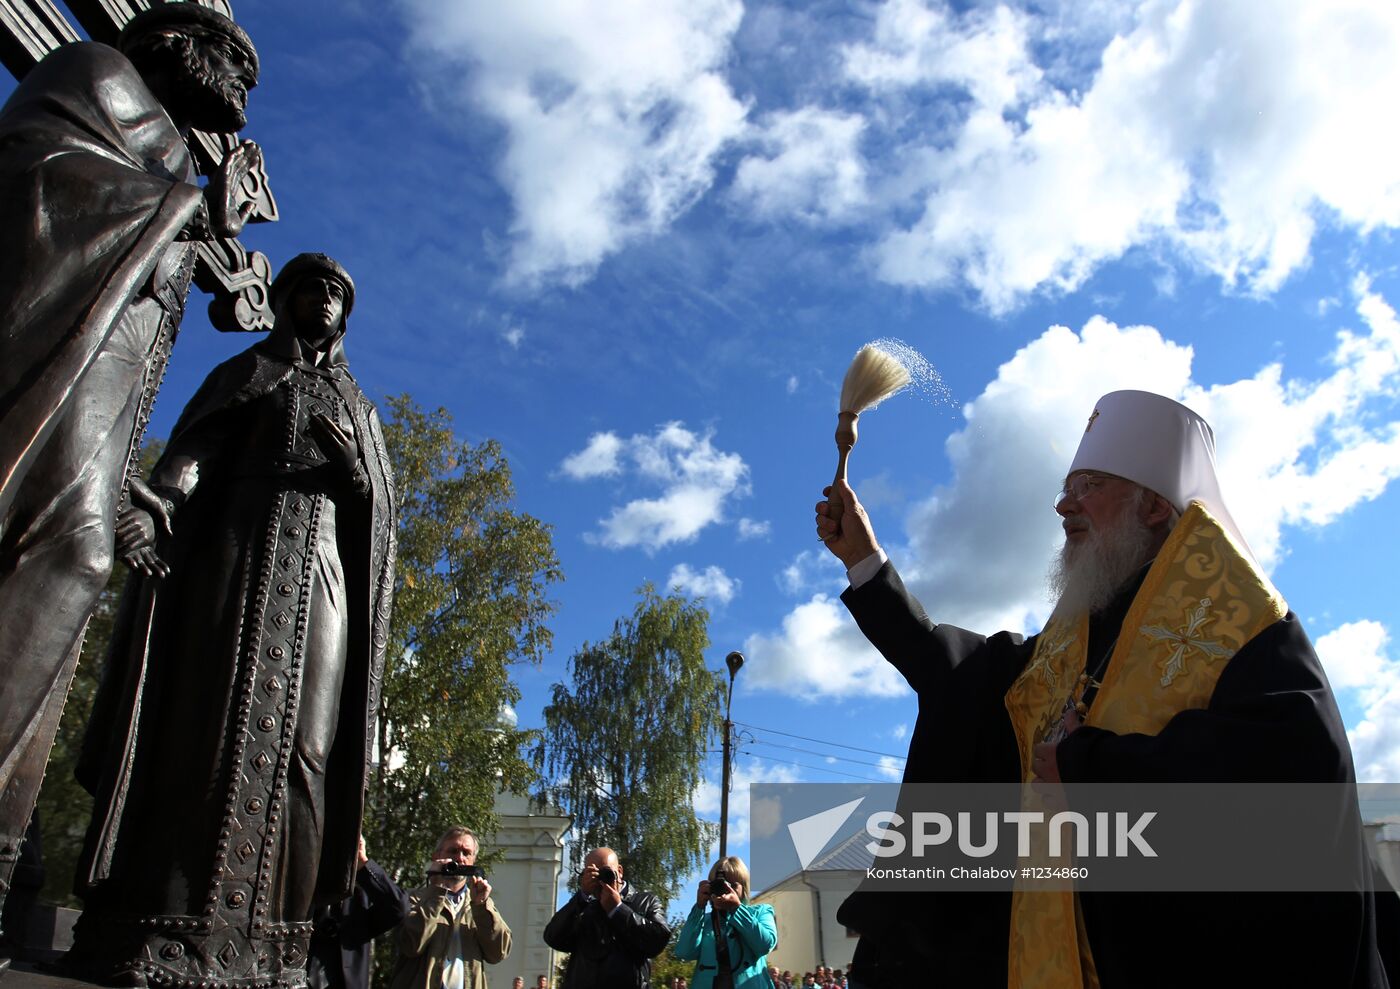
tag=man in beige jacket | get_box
[392,826,512,989]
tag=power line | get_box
[738,749,895,785]
[744,737,903,770]
[733,720,908,759]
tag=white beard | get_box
[1046,503,1153,621]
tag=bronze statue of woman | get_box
[73,254,397,989]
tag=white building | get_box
[485,791,571,988]
[752,831,869,976]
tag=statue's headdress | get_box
[118,2,259,79]
[270,252,356,320]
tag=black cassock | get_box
[838,560,1397,989]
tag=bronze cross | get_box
[1085,408,1100,432]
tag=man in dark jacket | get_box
[308,836,410,989]
[543,847,670,989]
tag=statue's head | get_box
[119,3,259,133]
[269,253,356,354]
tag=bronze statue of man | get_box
[72,253,397,989]
[0,3,261,914]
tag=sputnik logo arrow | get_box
[787,797,865,870]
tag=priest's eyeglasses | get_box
[1054,473,1111,510]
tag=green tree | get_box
[534,585,722,904]
[368,395,561,881]
[651,913,699,987]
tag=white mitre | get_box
[1068,389,1253,560]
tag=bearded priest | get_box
[815,390,1396,989]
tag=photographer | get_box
[674,857,777,989]
[390,826,511,989]
[543,847,669,988]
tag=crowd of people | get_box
[311,828,778,989]
[767,965,850,989]
[669,966,852,989]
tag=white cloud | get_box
[559,432,625,479]
[838,0,1400,312]
[497,702,519,727]
[1316,620,1400,782]
[667,563,739,605]
[776,549,844,597]
[561,422,750,552]
[731,107,869,224]
[892,723,909,740]
[397,0,1400,306]
[399,0,748,286]
[876,755,904,780]
[1317,620,1392,694]
[786,376,799,395]
[1182,275,1400,561]
[745,281,1400,697]
[738,518,771,540]
[502,325,525,348]
[845,0,1041,106]
[742,594,910,699]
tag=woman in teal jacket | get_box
[675,856,778,989]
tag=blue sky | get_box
[10,0,1400,893]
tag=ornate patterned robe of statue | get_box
[74,309,396,987]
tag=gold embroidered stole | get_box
[1002,502,1286,988]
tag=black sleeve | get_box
[609,891,671,960]
[357,859,410,940]
[1057,614,1352,784]
[841,561,1028,698]
[843,561,1029,784]
[543,892,585,951]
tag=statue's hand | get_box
[118,478,175,578]
[116,508,169,578]
[309,411,360,477]
[206,140,262,239]
[127,477,174,536]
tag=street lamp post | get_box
[719,650,744,859]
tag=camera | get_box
[595,866,618,886]
[711,877,732,896]
[438,862,486,880]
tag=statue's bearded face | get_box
[179,32,257,133]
